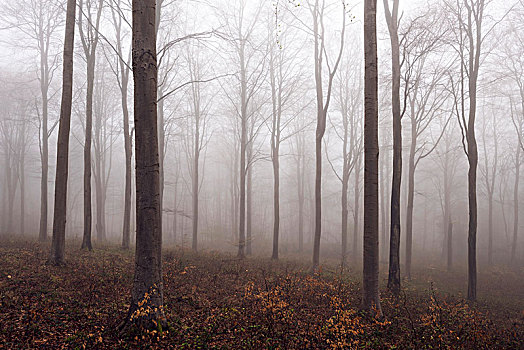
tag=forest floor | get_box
[0,239,523,349]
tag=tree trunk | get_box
[272,150,280,260]
[82,55,94,251]
[447,220,453,271]
[246,160,253,256]
[353,155,361,265]
[125,0,166,329]
[49,0,76,266]
[384,0,402,295]
[405,120,416,279]
[512,146,520,264]
[362,0,381,314]
[39,73,49,241]
[192,117,199,252]
[297,142,304,253]
[122,73,132,249]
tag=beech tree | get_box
[307,0,346,271]
[446,0,488,301]
[108,0,133,249]
[0,0,63,241]
[383,0,402,296]
[48,0,76,266]
[125,0,166,328]
[362,0,381,314]
[78,0,104,250]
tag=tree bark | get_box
[49,0,76,266]
[384,0,402,295]
[362,0,382,314]
[125,0,166,329]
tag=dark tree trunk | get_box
[49,0,76,266]
[125,0,166,329]
[362,0,381,314]
[384,0,402,295]
[122,72,132,250]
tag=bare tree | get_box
[78,0,104,250]
[108,0,133,249]
[383,0,402,295]
[327,46,362,266]
[183,42,212,252]
[268,9,304,260]
[362,0,381,315]
[48,0,76,266]
[479,112,498,265]
[0,0,63,241]
[124,0,166,329]
[307,0,346,271]
[446,0,489,301]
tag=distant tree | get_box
[327,46,363,266]
[479,113,498,265]
[108,0,133,249]
[48,0,76,266]
[307,0,346,271]
[0,0,63,241]
[446,0,489,301]
[78,0,104,250]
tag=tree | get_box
[108,0,133,249]
[0,0,62,241]
[218,0,266,258]
[48,0,76,266]
[308,0,346,271]
[401,11,451,279]
[268,9,304,260]
[327,46,363,266]
[183,42,212,252]
[78,0,104,250]
[446,0,489,301]
[125,0,166,328]
[362,0,381,315]
[383,0,402,296]
[479,112,498,265]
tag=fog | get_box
[0,0,522,276]
[0,0,523,346]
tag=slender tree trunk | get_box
[353,156,361,265]
[511,147,520,264]
[125,0,166,328]
[384,0,402,295]
[19,125,26,236]
[297,144,304,253]
[341,174,349,266]
[49,0,76,266]
[362,0,382,314]
[39,78,49,241]
[447,220,453,271]
[246,160,253,255]
[192,121,199,252]
[272,150,280,260]
[122,75,132,249]
[82,56,94,251]
[405,120,416,279]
